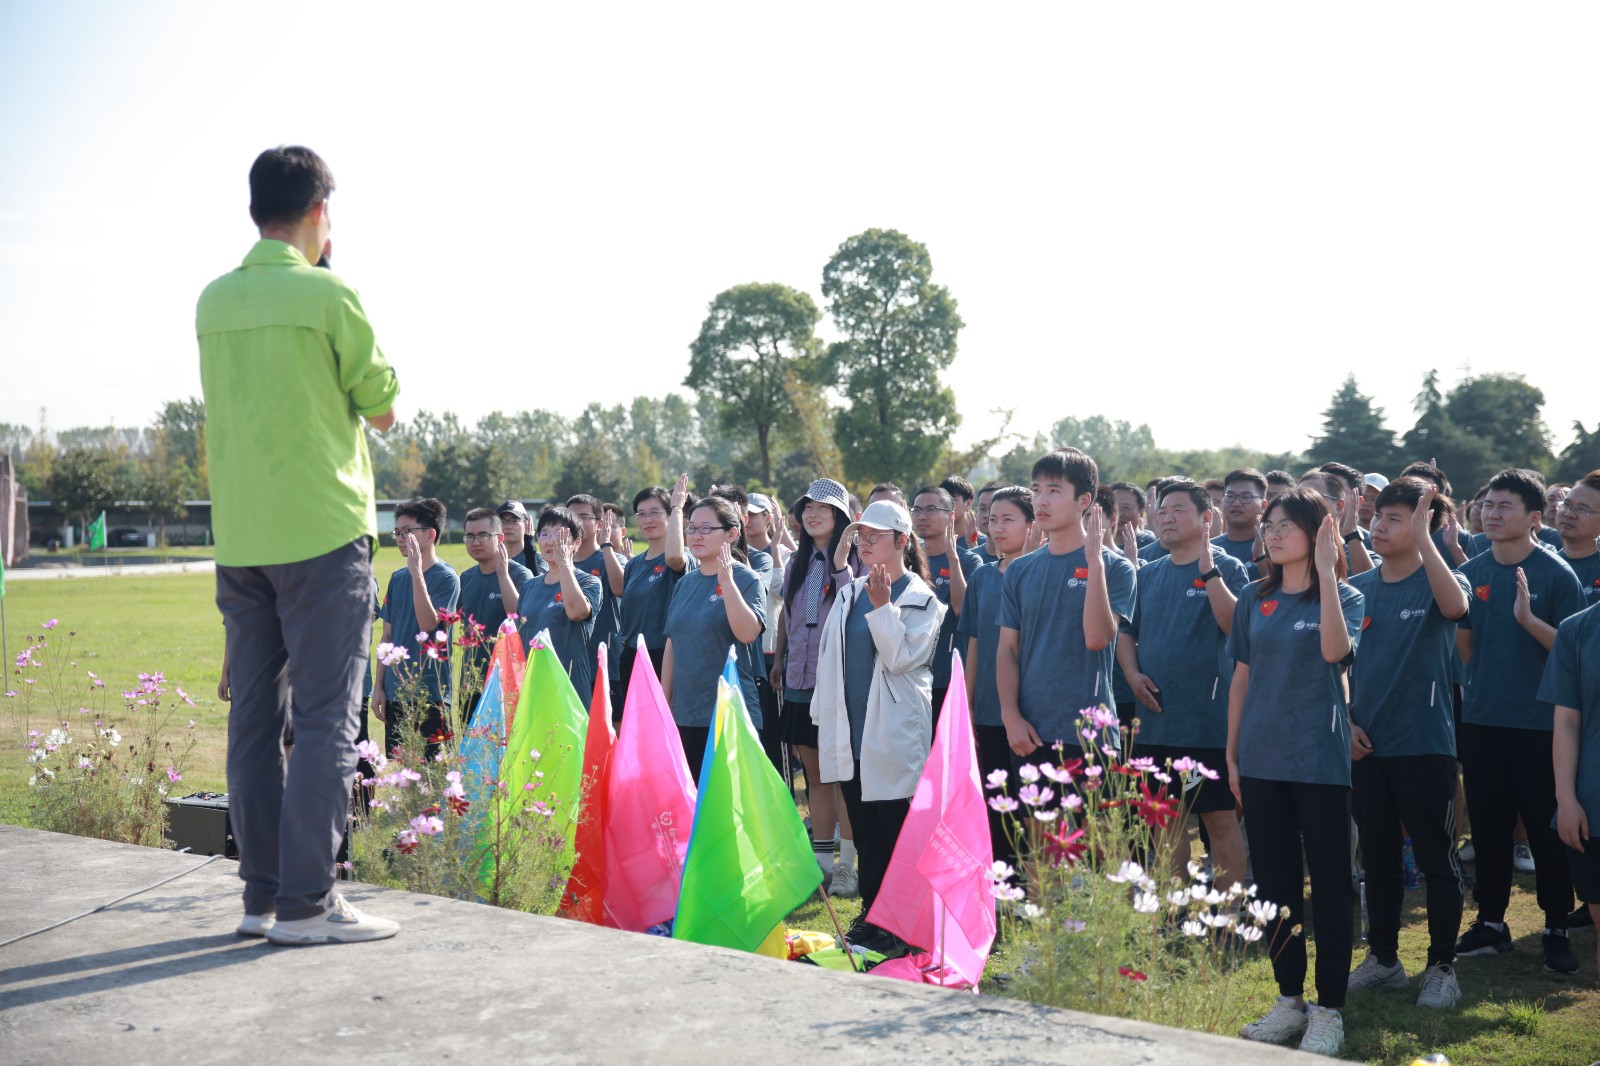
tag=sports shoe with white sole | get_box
[1512,843,1536,872]
[1455,919,1513,957]
[235,913,275,938]
[829,861,860,898]
[1415,963,1461,1009]
[1297,1004,1344,1056]
[265,895,399,945]
[1240,996,1308,1044]
[1348,951,1408,991]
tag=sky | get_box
[2,2,1596,460]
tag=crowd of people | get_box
[201,146,1598,1060]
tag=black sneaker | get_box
[1543,932,1579,974]
[1569,905,1594,930]
[1455,920,1513,957]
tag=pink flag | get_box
[866,652,996,986]
[599,637,698,931]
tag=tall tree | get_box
[418,441,513,525]
[1401,370,1551,494]
[819,229,963,490]
[141,429,192,545]
[155,397,208,493]
[1306,375,1398,475]
[686,283,819,485]
[46,445,125,542]
[1049,415,1159,482]
[1553,421,1600,484]
[475,409,571,498]
[554,437,626,505]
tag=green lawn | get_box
[4,555,1598,1063]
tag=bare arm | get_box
[1554,705,1589,851]
[1225,664,1249,805]
[661,639,674,705]
[366,410,396,432]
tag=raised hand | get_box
[717,541,736,582]
[866,562,892,608]
[670,473,689,512]
[1513,566,1532,625]
[555,528,577,571]
[1411,484,1437,544]
[494,539,510,573]
[1313,514,1341,577]
[1083,505,1105,551]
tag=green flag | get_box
[497,634,589,864]
[87,512,106,551]
[673,651,823,953]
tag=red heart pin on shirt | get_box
[1260,600,1278,617]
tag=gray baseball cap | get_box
[799,478,853,523]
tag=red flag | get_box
[599,637,698,931]
[494,627,528,736]
[866,653,996,986]
[561,644,617,923]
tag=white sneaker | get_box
[264,895,399,945]
[1513,843,1536,872]
[1240,996,1308,1044]
[1348,951,1408,991]
[829,860,860,898]
[1298,1005,1344,1056]
[1415,963,1461,1009]
[235,913,275,938]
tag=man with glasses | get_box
[1213,468,1269,574]
[565,493,621,685]
[373,497,461,759]
[457,507,535,718]
[497,500,548,578]
[200,145,400,945]
[912,485,982,713]
[1556,472,1600,609]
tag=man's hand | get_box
[1351,724,1374,760]
[217,672,231,702]
[1130,672,1161,714]
[402,530,423,575]
[371,692,387,723]
[1411,485,1437,545]
[1513,567,1533,626]
[1084,506,1106,553]
[1002,709,1042,758]
[1557,799,1590,852]
[494,540,510,574]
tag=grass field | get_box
[4,553,1598,1064]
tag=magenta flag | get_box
[865,652,996,986]
[599,637,698,931]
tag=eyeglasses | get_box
[1221,492,1261,503]
[573,514,597,524]
[853,530,890,546]
[462,532,496,544]
[389,527,427,541]
[535,530,569,542]
[910,506,951,517]
[1261,521,1303,539]
[685,524,731,536]
[634,509,667,520]
[1558,499,1598,518]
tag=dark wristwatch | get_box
[1341,531,1361,544]
[1253,553,1269,565]
[1199,567,1221,584]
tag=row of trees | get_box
[1308,372,1598,493]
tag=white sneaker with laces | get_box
[1298,1005,1344,1056]
[235,913,275,938]
[829,860,860,898]
[1415,963,1461,1009]
[1240,996,1308,1044]
[1348,951,1408,991]
[1513,843,1536,872]
[265,896,399,945]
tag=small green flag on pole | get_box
[88,512,107,551]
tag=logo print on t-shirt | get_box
[1260,599,1278,617]
[1474,585,1490,601]
[590,569,602,577]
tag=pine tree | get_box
[1307,375,1397,476]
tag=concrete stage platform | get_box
[0,825,1313,1064]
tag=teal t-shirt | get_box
[954,563,1005,727]
[927,546,983,690]
[1537,604,1600,826]
[517,572,604,699]
[458,560,534,687]
[618,550,683,651]
[1559,550,1600,610]
[380,562,461,704]
[1458,546,1585,731]
[664,564,767,728]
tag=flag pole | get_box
[815,885,862,973]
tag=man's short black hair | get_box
[977,479,1010,497]
[1157,479,1212,515]
[1398,461,1453,499]
[711,484,749,512]
[939,475,975,504]
[1319,462,1364,493]
[463,506,501,530]
[1094,485,1117,522]
[870,482,906,505]
[1484,468,1546,514]
[1224,468,1268,495]
[565,493,601,515]
[395,497,446,541]
[1031,448,1097,500]
[633,486,671,512]
[249,146,336,229]
[1265,469,1296,490]
[1373,476,1452,533]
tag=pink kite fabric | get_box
[865,653,996,986]
[869,952,980,992]
[599,637,698,931]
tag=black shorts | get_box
[1571,839,1600,905]
[1130,742,1235,815]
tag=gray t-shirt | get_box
[380,562,461,704]
[954,562,1005,727]
[996,544,1137,745]
[1537,604,1600,826]
[927,546,983,690]
[1458,546,1585,731]
[575,550,619,678]
[664,563,768,727]
[618,550,683,651]
[518,571,604,700]
[1560,549,1600,610]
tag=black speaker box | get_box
[165,792,236,858]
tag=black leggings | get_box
[975,723,1017,870]
[838,766,911,919]
[1459,723,1574,928]
[1352,754,1465,966]
[1241,776,1354,1009]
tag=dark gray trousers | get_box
[216,538,371,921]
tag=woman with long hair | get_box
[812,499,944,954]
[770,478,861,895]
[1227,488,1364,1057]
[662,494,766,781]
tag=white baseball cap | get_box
[846,499,912,537]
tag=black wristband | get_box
[1253,554,1270,565]
[1341,531,1360,544]
[1199,567,1221,584]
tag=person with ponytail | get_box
[812,499,945,953]
[662,494,767,781]
[1227,488,1365,1056]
